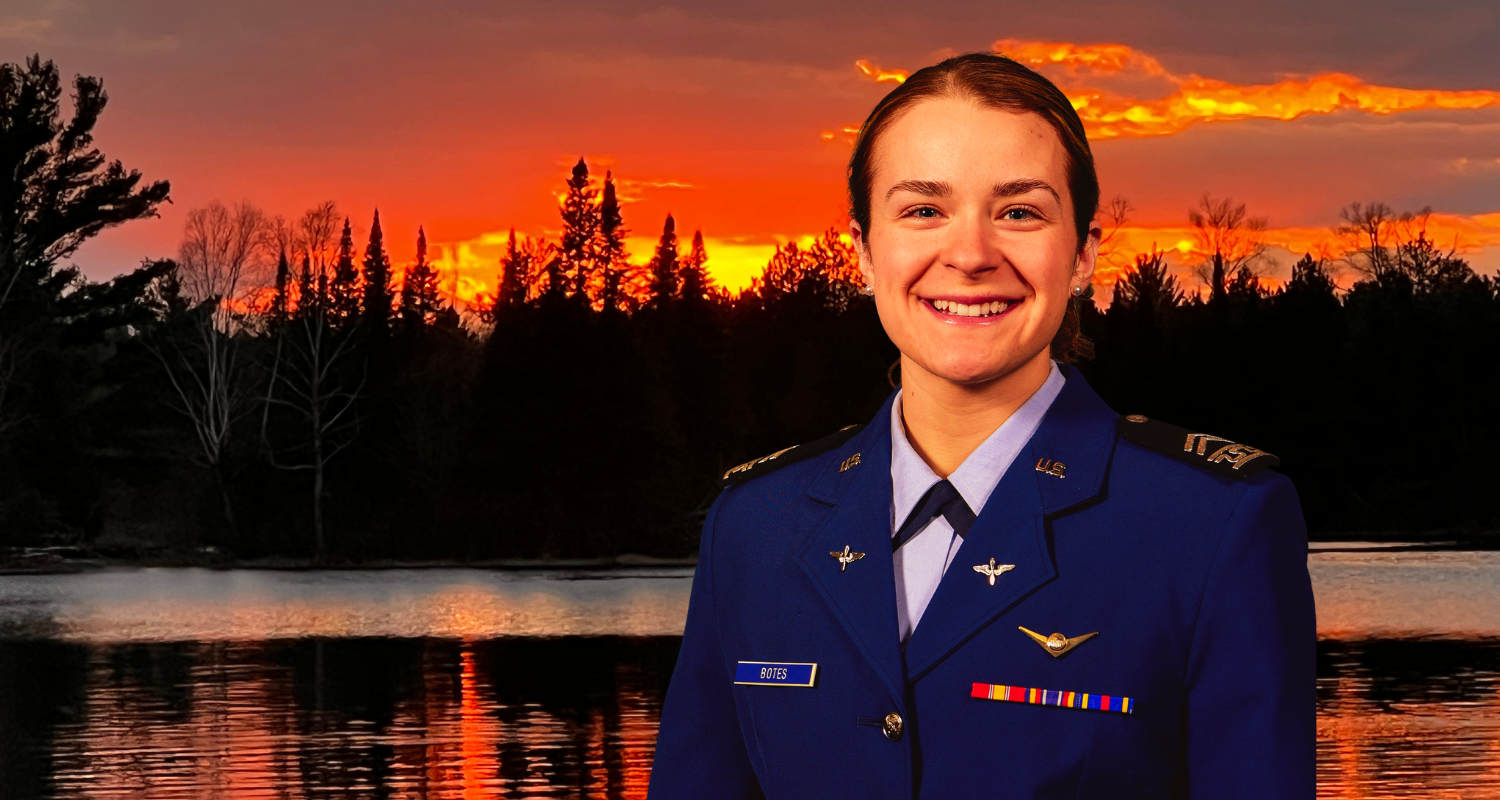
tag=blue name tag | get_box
[734,661,818,687]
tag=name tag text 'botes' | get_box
[734,661,818,687]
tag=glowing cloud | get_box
[1095,212,1500,288]
[842,40,1500,140]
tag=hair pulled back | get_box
[848,52,1098,363]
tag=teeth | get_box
[931,299,1010,317]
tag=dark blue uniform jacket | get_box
[649,367,1316,799]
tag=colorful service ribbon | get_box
[971,682,1134,715]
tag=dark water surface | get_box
[0,553,1497,798]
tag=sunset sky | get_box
[4,0,1498,301]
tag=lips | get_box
[928,298,1013,318]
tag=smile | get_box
[927,298,1014,319]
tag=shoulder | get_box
[1108,412,1296,531]
[1115,413,1280,480]
[719,423,866,490]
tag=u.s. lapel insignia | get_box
[1034,458,1066,478]
[1019,626,1099,658]
[972,557,1015,586]
[830,545,865,572]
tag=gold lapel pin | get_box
[1019,626,1099,658]
[830,545,866,572]
[972,558,1015,586]
[1034,458,1066,478]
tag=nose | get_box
[938,210,1001,279]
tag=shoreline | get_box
[0,550,698,576]
[4,531,1497,575]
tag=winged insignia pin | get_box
[830,545,865,572]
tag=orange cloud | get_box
[841,40,1500,141]
[854,59,909,85]
[991,39,1173,79]
[1096,212,1500,288]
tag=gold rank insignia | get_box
[719,424,866,488]
[1118,415,1279,479]
[1019,626,1099,658]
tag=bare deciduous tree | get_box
[1334,201,1439,281]
[1188,194,1269,301]
[177,201,269,326]
[1096,194,1135,274]
[296,201,340,313]
[148,201,271,542]
[260,308,365,558]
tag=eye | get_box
[902,205,940,219]
[1002,206,1039,221]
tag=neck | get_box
[899,350,1053,478]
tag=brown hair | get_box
[848,52,1098,363]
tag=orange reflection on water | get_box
[458,646,501,799]
[37,639,666,799]
[25,636,1500,798]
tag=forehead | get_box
[870,97,1070,192]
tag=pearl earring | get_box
[860,283,875,296]
[1071,285,1085,297]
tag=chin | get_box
[921,354,1016,386]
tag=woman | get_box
[648,53,1314,800]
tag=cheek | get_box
[871,234,936,289]
[1008,237,1078,295]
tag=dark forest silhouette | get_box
[1,56,1497,564]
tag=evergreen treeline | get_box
[1,56,1497,563]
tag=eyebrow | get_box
[994,179,1060,204]
[884,178,1061,204]
[885,179,951,201]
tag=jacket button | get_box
[882,712,903,741]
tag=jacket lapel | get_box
[900,366,1118,680]
[794,395,909,704]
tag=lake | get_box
[1,550,1497,798]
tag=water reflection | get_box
[1317,640,1500,799]
[4,637,1500,798]
[3,559,1500,798]
[4,638,675,799]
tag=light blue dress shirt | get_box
[889,360,1067,643]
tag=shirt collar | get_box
[889,361,1067,528]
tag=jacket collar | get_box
[794,392,907,704]
[796,366,1119,687]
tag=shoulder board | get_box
[720,424,865,489]
[1117,414,1279,478]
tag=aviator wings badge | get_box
[830,545,866,572]
[1019,626,1099,658]
[973,558,1015,586]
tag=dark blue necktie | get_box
[892,479,976,551]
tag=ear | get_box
[851,219,874,286]
[1073,217,1103,287]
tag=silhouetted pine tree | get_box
[596,172,628,314]
[328,218,362,326]
[647,214,679,306]
[361,209,393,333]
[399,226,441,328]
[1112,250,1183,317]
[560,157,599,301]
[496,229,528,309]
[271,247,291,324]
[296,253,315,316]
[679,230,710,303]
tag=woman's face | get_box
[853,97,1100,386]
